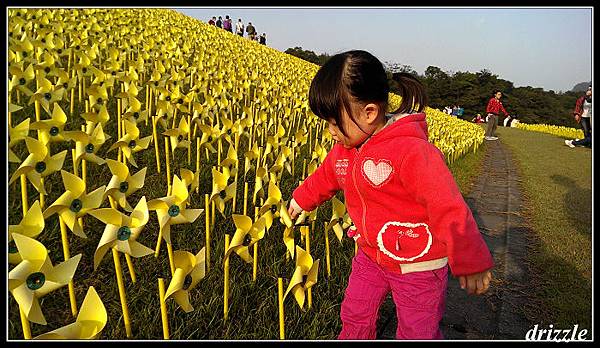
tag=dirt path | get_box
[376,139,536,340]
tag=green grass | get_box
[448,140,488,196]
[495,126,592,330]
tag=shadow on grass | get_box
[549,174,592,238]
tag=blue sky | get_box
[176,7,592,92]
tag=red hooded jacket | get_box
[292,113,494,276]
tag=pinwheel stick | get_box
[205,194,211,272]
[278,277,285,340]
[20,175,28,216]
[324,222,331,279]
[187,115,191,165]
[72,149,78,177]
[19,307,32,339]
[152,116,161,174]
[59,216,79,317]
[112,247,132,338]
[165,139,172,195]
[243,182,249,216]
[253,243,259,282]
[158,278,170,339]
[196,138,201,193]
[166,243,175,276]
[39,178,45,209]
[305,227,312,309]
[224,234,230,321]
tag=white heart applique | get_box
[362,159,393,187]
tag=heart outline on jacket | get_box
[362,158,393,187]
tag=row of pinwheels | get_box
[514,122,585,140]
[8,8,483,339]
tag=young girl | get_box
[287,50,494,340]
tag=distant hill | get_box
[572,81,592,92]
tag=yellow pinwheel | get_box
[122,95,149,125]
[81,104,110,132]
[64,122,110,165]
[220,143,239,178]
[104,159,146,212]
[209,167,236,216]
[283,246,320,310]
[253,166,269,205]
[8,118,30,163]
[9,62,35,96]
[9,233,82,325]
[8,200,44,265]
[9,137,67,195]
[33,286,107,339]
[258,181,293,229]
[162,116,191,155]
[325,197,353,242]
[88,196,154,270]
[108,119,151,167]
[243,143,261,176]
[147,175,203,245]
[29,102,67,145]
[86,83,109,110]
[43,170,106,238]
[180,168,200,193]
[225,214,267,263]
[164,247,206,313]
[29,75,66,114]
[197,123,219,154]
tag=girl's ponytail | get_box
[390,72,429,114]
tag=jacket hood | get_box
[367,113,429,146]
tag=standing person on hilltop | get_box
[246,22,256,40]
[235,19,244,37]
[484,90,510,140]
[286,50,494,340]
[216,16,223,28]
[208,16,216,26]
[223,15,232,33]
[565,86,592,148]
[259,33,267,45]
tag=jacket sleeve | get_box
[292,146,341,212]
[573,97,584,117]
[485,98,494,114]
[398,141,495,276]
[499,102,509,116]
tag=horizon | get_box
[177,7,593,93]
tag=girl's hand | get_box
[288,205,299,220]
[459,270,492,295]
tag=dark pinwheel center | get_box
[165,96,171,101]
[26,272,45,290]
[177,135,183,142]
[178,98,183,104]
[154,81,159,86]
[32,15,36,20]
[133,112,140,119]
[22,51,28,57]
[85,143,94,153]
[35,161,46,173]
[96,97,102,103]
[63,82,69,88]
[219,190,227,200]
[57,49,62,54]
[75,45,80,50]
[41,37,46,42]
[173,81,177,86]
[16,11,21,16]
[112,71,117,76]
[70,198,83,213]
[227,129,232,135]
[207,136,213,142]
[117,226,131,241]
[183,274,193,290]
[242,234,252,247]
[128,140,136,148]
[49,126,59,136]
[168,204,180,217]
[82,67,87,74]
[44,92,52,100]
[19,77,26,85]
[302,274,308,284]
[338,218,344,225]
[8,241,17,254]
[270,204,278,213]
[44,66,50,74]
[119,181,129,193]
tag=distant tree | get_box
[284,47,329,66]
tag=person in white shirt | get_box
[235,19,244,37]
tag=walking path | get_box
[376,139,535,339]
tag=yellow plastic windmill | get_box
[252,166,269,205]
[9,62,35,96]
[8,118,30,163]
[225,214,267,263]
[9,233,82,325]
[63,122,110,166]
[33,286,107,339]
[147,175,203,245]
[219,142,239,179]
[81,104,110,132]
[108,119,152,167]
[9,137,67,195]
[197,122,219,154]
[43,170,106,238]
[180,168,200,194]
[122,94,149,125]
[162,116,191,156]
[104,159,146,212]
[163,247,206,313]
[258,181,294,230]
[325,197,353,242]
[88,196,154,270]
[86,83,109,110]
[29,75,66,114]
[29,103,67,145]
[8,200,44,265]
[283,245,320,310]
[209,167,236,216]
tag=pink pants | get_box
[338,248,448,340]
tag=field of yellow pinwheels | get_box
[514,122,584,140]
[8,8,485,340]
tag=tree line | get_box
[285,47,588,127]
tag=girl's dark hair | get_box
[309,50,427,136]
[389,72,428,115]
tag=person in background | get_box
[246,22,256,40]
[457,105,464,117]
[208,16,216,26]
[484,90,510,141]
[236,19,244,37]
[223,15,232,33]
[216,16,223,28]
[451,105,459,117]
[503,114,512,127]
[472,113,483,124]
[510,116,519,127]
[565,86,592,148]
[259,33,267,45]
